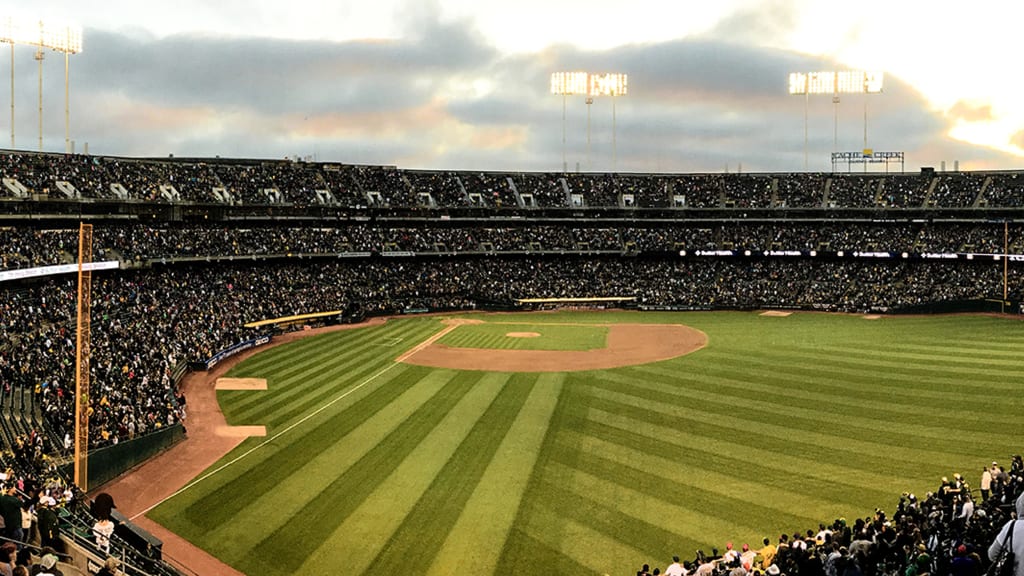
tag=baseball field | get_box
[147,310,1024,576]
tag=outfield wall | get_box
[71,423,186,491]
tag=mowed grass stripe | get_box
[630,363,1017,443]
[221,322,435,418]
[498,528,596,576]
[700,347,1019,389]
[290,372,509,576]
[638,360,1023,428]
[426,373,564,576]
[227,323,381,374]
[798,340,1024,373]
[592,370,975,464]
[522,502,648,576]
[878,342,1024,359]
[240,370,489,576]
[224,346,391,424]
[226,325,443,425]
[257,354,426,429]
[224,323,442,422]
[579,389,903,496]
[810,343,1024,368]
[230,320,416,382]
[752,345,1022,382]
[176,364,431,531]
[577,377,929,487]
[687,350,1023,403]
[497,376,585,573]
[531,477,699,567]
[362,373,538,575]
[683,350,1024,406]
[560,419,869,526]
[194,369,459,558]
[567,426,876,521]
[541,460,754,557]
[663,350,1024,407]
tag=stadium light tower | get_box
[588,73,628,171]
[788,70,883,170]
[0,18,83,152]
[551,72,588,173]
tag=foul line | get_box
[130,321,457,521]
[395,322,460,363]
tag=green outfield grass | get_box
[436,321,609,350]
[149,311,1024,576]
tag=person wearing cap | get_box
[723,542,740,566]
[32,552,63,576]
[905,552,930,576]
[949,544,976,576]
[741,544,757,570]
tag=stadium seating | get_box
[1,149,1022,576]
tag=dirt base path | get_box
[92,318,385,576]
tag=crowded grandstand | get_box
[0,150,1022,575]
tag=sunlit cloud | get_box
[6,0,1023,170]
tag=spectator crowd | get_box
[1,221,1021,271]
[632,459,1024,576]
[2,151,1021,209]
[0,149,1022,576]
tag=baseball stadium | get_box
[1,6,1024,576]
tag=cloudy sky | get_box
[7,0,1024,173]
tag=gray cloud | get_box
[9,15,1020,173]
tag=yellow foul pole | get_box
[74,223,93,490]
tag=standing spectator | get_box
[92,514,114,554]
[983,467,994,502]
[18,503,32,548]
[760,537,778,568]
[665,555,686,576]
[0,486,22,544]
[988,492,1024,576]
[948,545,977,576]
[35,499,60,553]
